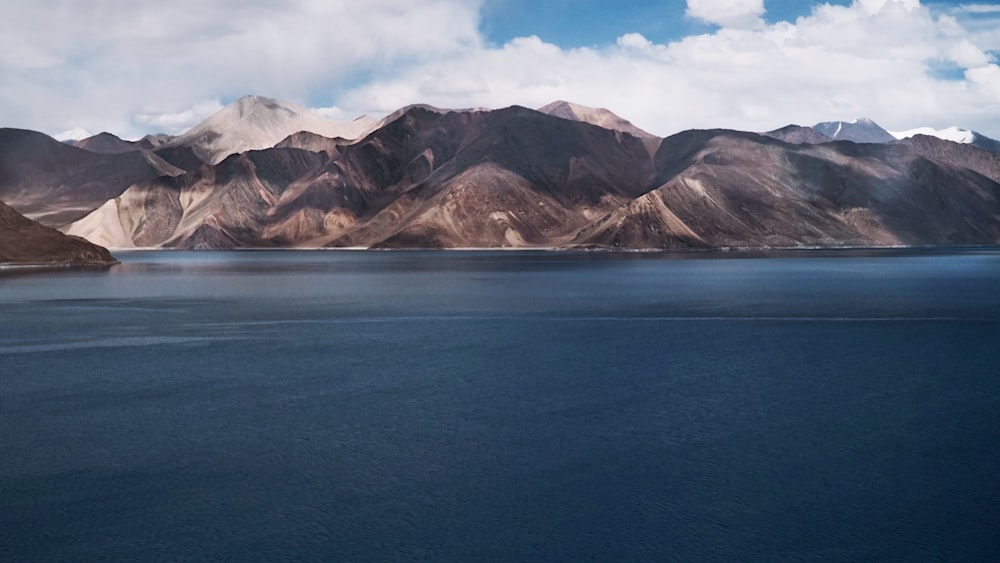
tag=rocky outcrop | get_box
[0,201,117,266]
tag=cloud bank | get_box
[1,0,999,139]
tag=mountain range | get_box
[2,95,999,254]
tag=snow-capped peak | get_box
[53,126,95,142]
[889,126,976,144]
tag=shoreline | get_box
[107,244,1000,252]
[105,244,1000,256]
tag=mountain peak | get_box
[229,95,296,118]
[762,124,832,144]
[890,125,975,144]
[167,95,376,164]
[888,125,1000,154]
[812,118,895,144]
[538,100,657,140]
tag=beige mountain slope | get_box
[538,100,656,139]
[164,96,376,165]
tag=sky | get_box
[1,0,999,140]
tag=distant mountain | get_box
[162,96,377,164]
[570,129,1000,249]
[60,103,1000,250]
[812,118,896,143]
[762,125,832,144]
[538,100,657,141]
[0,200,116,266]
[0,128,185,226]
[71,131,141,154]
[890,126,1000,154]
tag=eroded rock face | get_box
[0,201,117,266]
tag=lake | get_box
[2,249,999,561]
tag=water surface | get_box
[3,250,999,561]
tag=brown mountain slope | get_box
[572,130,1000,249]
[318,105,659,247]
[0,201,116,265]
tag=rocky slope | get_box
[0,201,117,266]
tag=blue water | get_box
[2,250,999,561]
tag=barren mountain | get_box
[762,125,832,144]
[538,100,657,140]
[162,96,377,165]
[71,132,141,154]
[66,105,658,249]
[571,130,1000,249]
[0,128,181,226]
[0,200,116,266]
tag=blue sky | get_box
[480,0,854,47]
[1,0,999,139]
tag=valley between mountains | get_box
[2,95,1000,260]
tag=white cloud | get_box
[134,100,226,135]
[949,39,993,67]
[2,0,1000,140]
[686,0,765,29]
[955,4,1000,14]
[617,33,654,50]
[0,0,481,138]
[328,0,1000,138]
[53,127,94,142]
